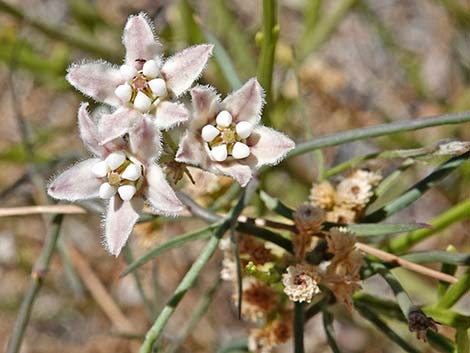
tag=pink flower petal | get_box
[123,13,163,66]
[247,126,295,168]
[48,158,102,201]
[161,44,214,97]
[189,85,220,130]
[104,196,143,256]
[214,162,253,187]
[66,61,122,105]
[129,117,162,163]
[98,107,140,145]
[155,101,189,130]
[146,164,183,216]
[175,133,208,167]
[222,78,265,124]
[78,103,105,156]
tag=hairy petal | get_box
[104,196,143,256]
[155,101,189,130]
[214,163,253,187]
[66,61,121,105]
[161,44,214,97]
[175,133,207,167]
[222,78,265,124]
[123,13,162,65]
[146,164,183,216]
[98,107,140,145]
[189,85,220,130]
[129,117,162,163]
[48,158,102,201]
[78,103,105,156]
[247,126,295,168]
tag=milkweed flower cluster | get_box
[309,169,382,223]
[47,13,295,256]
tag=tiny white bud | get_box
[106,152,126,170]
[235,121,254,139]
[114,84,132,102]
[232,142,250,159]
[216,110,232,127]
[148,78,167,97]
[99,183,117,199]
[118,185,137,201]
[119,65,138,81]
[121,164,141,181]
[211,144,228,162]
[91,160,108,178]
[134,91,152,112]
[142,60,159,77]
[201,125,220,142]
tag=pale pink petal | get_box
[123,13,163,66]
[66,61,122,105]
[155,101,189,130]
[175,133,208,167]
[48,158,102,201]
[247,126,295,168]
[98,107,140,144]
[214,162,253,187]
[78,103,105,156]
[129,117,162,163]
[146,164,183,216]
[104,196,143,256]
[161,44,214,97]
[222,78,265,124]
[189,85,220,130]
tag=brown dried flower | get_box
[248,315,292,353]
[326,206,357,224]
[408,309,439,341]
[293,204,326,259]
[241,279,279,321]
[282,263,321,303]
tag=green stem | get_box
[322,310,341,353]
[139,187,254,353]
[436,269,470,309]
[6,214,64,353]
[456,327,470,353]
[293,302,305,353]
[257,0,278,125]
[0,0,119,60]
[437,245,458,298]
[285,111,470,160]
[385,200,470,254]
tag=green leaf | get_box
[322,310,342,353]
[400,251,470,266]
[437,269,470,309]
[120,222,222,277]
[456,328,470,353]
[324,222,431,237]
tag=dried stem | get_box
[357,243,458,284]
[6,214,64,353]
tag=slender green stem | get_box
[384,200,470,254]
[294,302,305,353]
[285,111,470,160]
[6,214,64,353]
[437,245,458,298]
[456,327,470,353]
[0,0,119,60]
[123,245,156,319]
[436,269,470,309]
[257,0,278,125]
[322,310,341,353]
[139,187,255,353]
[355,302,420,353]
[166,278,222,353]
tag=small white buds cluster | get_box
[114,59,168,113]
[202,110,254,162]
[92,152,144,201]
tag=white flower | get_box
[282,264,320,303]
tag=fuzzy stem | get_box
[6,214,64,353]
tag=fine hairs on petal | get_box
[77,102,105,156]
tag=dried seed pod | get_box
[293,204,326,259]
[408,309,439,341]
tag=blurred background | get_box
[0,0,470,352]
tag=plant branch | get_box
[293,302,305,353]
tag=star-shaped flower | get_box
[175,79,295,186]
[48,103,183,256]
[66,13,213,141]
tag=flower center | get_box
[91,152,145,201]
[114,59,168,113]
[201,110,254,162]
